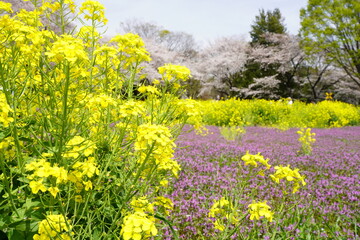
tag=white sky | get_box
[75,0,308,45]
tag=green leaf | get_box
[8,229,34,240]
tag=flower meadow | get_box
[0,1,359,240]
[167,126,359,239]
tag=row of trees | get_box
[4,0,360,104]
[117,0,360,104]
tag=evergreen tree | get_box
[238,8,287,99]
[250,8,287,46]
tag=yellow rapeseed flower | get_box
[138,85,159,95]
[0,1,12,13]
[63,136,96,159]
[0,92,14,127]
[270,165,306,193]
[29,179,47,194]
[158,64,191,82]
[241,151,271,170]
[120,212,158,240]
[48,187,60,197]
[248,200,274,222]
[208,196,239,231]
[79,0,108,24]
[130,196,154,214]
[297,128,316,155]
[33,214,72,240]
[134,123,175,151]
[45,35,88,64]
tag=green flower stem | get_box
[108,143,156,232]
[0,155,20,218]
[55,63,71,162]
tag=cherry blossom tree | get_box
[195,36,249,98]
[333,78,360,104]
[240,75,281,99]
[240,33,305,99]
[119,19,197,56]
[118,19,201,97]
[243,33,359,102]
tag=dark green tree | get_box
[250,8,287,46]
[238,8,287,98]
[300,0,360,88]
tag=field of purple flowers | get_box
[164,126,360,239]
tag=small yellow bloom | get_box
[29,180,47,194]
[83,180,93,191]
[241,151,271,169]
[0,92,14,127]
[48,187,60,197]
[138,85,159,95]
[159,179,168,187]
[325,92,333,100]
[248,200,274,222]
[74,195,84,203]
[213,219,225,231]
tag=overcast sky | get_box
[75,0,308,45]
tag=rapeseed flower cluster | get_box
[0,92,14,128]
[176,99,206,134]
[14,8,43,27]
[248,201,274,222]
[158,64,191,82]
[110,33,151,68]
[63,136,97,159]
[33,214,72,240]
[138,85,160,96]
[85,93,117,110]
[45,34,88,64]
[0,1,12,12]
[120,196,175,240]
[77,26,101,46]
[208,197,238,231]
[118,100,146,119]
[25,159,68,197]
[79,0,108,25]
[68,157,99,192]
[198,99,360,128]
[130,196,155,214]
[134,123,180,177]
[208,151,306,232]
[120,211,158,240]
[241,151,271,175]
[84,93,118,133]
[297,128,316,155]
[154,196,174,216]
[270,165,306,193]
[0,136,15,159]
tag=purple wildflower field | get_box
[164,126,360,239]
